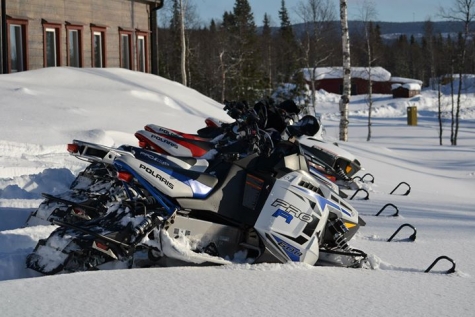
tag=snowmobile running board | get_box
[52,219,134,252]
[41,193,104,213]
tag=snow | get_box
[1,67,475,316]
[391,82,421,91]
[299,66,392,81]
[391,76,423,85]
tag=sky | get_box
[194,0,446,26]
[0,67,474,316]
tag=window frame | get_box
[91,25,107,68]
[42,21,62,67]
[135,30,149,73]
[6,17,29,73]
[66,23,84,67]
[119,28,133,70]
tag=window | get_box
[93,32,103,67]
[42,21,61,67]
[91,25,107,68]
[45,28,57,66]
[136,31,149,73]
[119,29,133,69]
[137,35,145,72]
[66,24,83,67]
[7,18,28,73]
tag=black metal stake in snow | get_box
[389,181,411,195]
[387,223,417,242]
[375,203,399,217]
[424,256,456,274]
[352,173,374,183]
[349,188,369,200]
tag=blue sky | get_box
[194,0,445,25]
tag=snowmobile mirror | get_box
[278,99,300,115]
[287,115,321,137]
[299,115,320,136]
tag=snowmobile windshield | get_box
[256,140,307,173]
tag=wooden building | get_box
[0,0,163,74]
[298,67,422,95]
[392,83,422,98]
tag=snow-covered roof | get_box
[392,83,421,91]
[390,76,423,85]
[403,83,421,90]
[299,67,392,82]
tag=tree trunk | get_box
[180,0,187,86]
[339,0,351,141]
[367,68,373,142]
[454,73,462,145]
[310,67,317,116]
[450,65,455,145]
[366,25,373,142]
[219,51,226,102]
[438,79,443,145]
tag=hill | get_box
[288,20,464,41]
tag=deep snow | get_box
[0,68,474,316]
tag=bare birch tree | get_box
[439,0,475,145]
[357,0,378,141]
[179,0,187,86]
[339,0,351,141]
[295,0,336,115]
[437,79,443,145]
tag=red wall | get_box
[308,78,392,95]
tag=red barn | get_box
[298,67,421,95]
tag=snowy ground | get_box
[0,68,474,316]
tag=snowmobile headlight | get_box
[345,165,352,174]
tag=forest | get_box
[156,0,473,103]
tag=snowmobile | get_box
[136,99,363,188]
[26,113,367,275]
[25,99,362,227]
[25,106,265,227]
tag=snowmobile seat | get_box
[170,169,218,189]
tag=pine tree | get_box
[277,0,297,82]
[222,0,262,101]
[261,14,274,93]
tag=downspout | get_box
[150,0,163,75]
[1,0,7,74]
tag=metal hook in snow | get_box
[424,256,456,274]
[389,181,411,195]
[352,173,374,183]
[375,203,399,217]
[387,223,417,242]
[349,188,369,200]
